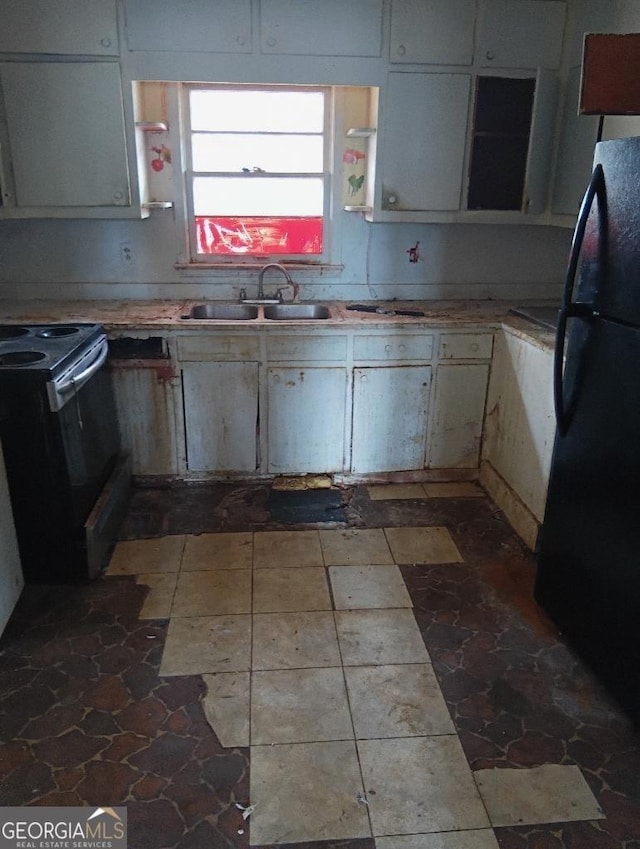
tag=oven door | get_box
[56,364,121,526]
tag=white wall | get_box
[0,211,571,302]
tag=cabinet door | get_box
[379,73,470,211]
[0,441,23,638]
[390,0,475,65]
[267,367,347,473]
[477,0,566,70]
[124,0,251,53]
[0,62,130,208]
[352,366,431,473]
[111,366,181,475]
[183,362,259,473]
[261,0,383,56]
[552,67,600,216]
[429,364,489,468]
[0,0,118,55]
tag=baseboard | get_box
[479,459,540,551]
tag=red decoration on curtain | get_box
[196,216,323,256]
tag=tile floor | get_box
[1,481,640,849]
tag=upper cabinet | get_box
[552,66,600,216]
[476,0,566,69]
[389,0,476,66]
[467,70,558,214]
[0,0,118,56]
[0,62,131,212]
[260,0,383,56]
[377,72,471,212]
[124,0,251,53]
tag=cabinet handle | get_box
[485,50,495,61]
[266,36,277,47]
[385,344,392,353]
[396,44,406,56]
[399,344,406,352]
[237,34,246,46]
[100,37,112,48]
[387,195,397,205]
[360,374,367,381]
[113,190,124,203]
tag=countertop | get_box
[0,299,556,349]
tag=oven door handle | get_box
[57,339,109,396]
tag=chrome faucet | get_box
[239,263,299,303]
[258,263,294,301]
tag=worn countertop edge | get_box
[0,298,557,330]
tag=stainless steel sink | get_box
[184,304,259,320]
[263,304,331,320]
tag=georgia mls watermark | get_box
[0,806,127,849]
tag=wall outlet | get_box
[120,242,133,264]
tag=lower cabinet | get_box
[111,365,181,475]
[428,363,490,468]
[182,361,259,473]
[267,367,348,474]
[351,366,432,473]
[164,326,494,479]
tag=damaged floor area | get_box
[1,481,640,848]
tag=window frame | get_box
[179,82,334,266]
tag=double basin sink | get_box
[182,303,332,321]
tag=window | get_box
[183,85,330,262]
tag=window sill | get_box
[175,262,343,278]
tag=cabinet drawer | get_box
[354,334,434,361]
[177,335,260,361]
[438,333,493,360]
[267,335,348,362]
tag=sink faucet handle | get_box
[239,288,247,302]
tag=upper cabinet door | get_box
[260,0,383,56]
[389,0,476,65]
[378,72,471,211]
[125,0,251,53]
[0,0,118,55]
[1,62,130,207]
[477,0,566,69]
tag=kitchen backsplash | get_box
[0,212,570,302]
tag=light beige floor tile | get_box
[136,573,178,619]
[171,569,251,616]
[330,564,412,610]
[474,764,605,827]
[159,614,251,676]
[320,528,394,566]
[252,611,341,670]
[345,664,455,738]
[253,530,324,568]
[335,609,430,666]
[422,482,485,498]
[384,526,463,564]
[253,567,331,613]
[358,736,490,835]
[201,672,250,748]
[367,484,427,501]
[251,667,353,744]
[376,830,500,849]
[250,740,370,844]
[107,535,185,575]
[181,532,253,571]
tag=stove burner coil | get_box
[0,327,30,339]
[0,351,47,366]
[37,326,81,338]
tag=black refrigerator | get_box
[535,136,640,724]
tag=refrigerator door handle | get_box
[554,165,605,436]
